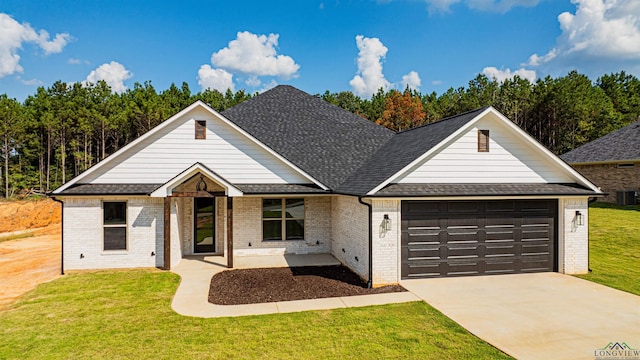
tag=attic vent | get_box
[195,120,206,140]
[617,163,635,169]
[478,130,490,152]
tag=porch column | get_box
[163,196,171,270]
[227,196,233,268]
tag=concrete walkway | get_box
[401,273,640,360]
[171,254,420,318]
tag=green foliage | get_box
[0,270,512,359]
[1,70,639,197]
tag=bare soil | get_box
[0,199,62,310]
[209,265,406,305]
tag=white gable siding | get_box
[82,107,309,184]
[397,115,573,184]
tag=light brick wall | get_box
[559,197,589,274]
[572,163,640,203]
[331,196,369,280]
[233,196,332,256]
[371,199,401,285]
[63,196,164,270]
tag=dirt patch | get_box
[209,266,406,305]
[0,198,61,233]
[0,224,61,310]
[0,199,62,310]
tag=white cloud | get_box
[432,80,443,85]
[258,80,278,93]
[210,31,300,78]
[245,75,261,87]
[84,61,133,93]
[401,71,422,91]
[424,0,539,13]
[482,66,537,82]
[349,35,392,97]
[16,76,43,86]
[197,64,235,92]
[68,57,89,65]
[0,13,71,77]
[527,0,640,67]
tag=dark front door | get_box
[194,197,216,253]
[401,199,557,279]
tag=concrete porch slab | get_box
[170,253,417,318]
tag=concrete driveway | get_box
[401,273,640,360]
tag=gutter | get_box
[50,197,64,275]
[358,197,373,288]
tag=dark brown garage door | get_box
[401,199,557,279]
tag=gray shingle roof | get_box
[335,107,489,195]
[374,183,599,197]
[560,120,640,163]
[222,85,395,189]
[234,184,328,194]
[58,184,162,195]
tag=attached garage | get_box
[401,199,557,279]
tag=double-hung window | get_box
[103,202,127,250]
[262,198,304,241]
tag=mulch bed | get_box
[208,265,406,305]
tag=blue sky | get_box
[2,0,640,101]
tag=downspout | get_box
[358,197,373,288]
[51,197,64,275]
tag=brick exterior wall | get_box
[573,162,640,203]
[371,199,401,285]
[331,196,369,280]
[63,196,164,270]
[232,196,332,256]
[559,197,589,274]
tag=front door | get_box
[194,197,216,253]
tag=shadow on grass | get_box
[590,202,640,211]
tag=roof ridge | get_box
[396,106,490,134]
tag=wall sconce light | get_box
[80,253,84,259]
[575,210,584,226]
[151,251,155,256]
[355,256,359,262]
[248,242,252,247]
[382,214,391,232]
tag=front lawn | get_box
[576,202,640,295]
[0,270,510,359]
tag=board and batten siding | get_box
[396,116,573,184]
[82,107,309,184]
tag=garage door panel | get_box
[401,199,557,279]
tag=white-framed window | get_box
[262,198,305,241]
[103,201,127,251]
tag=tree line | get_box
[1,70,639,198]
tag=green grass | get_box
[0,231,34,243]
[576,202,640,295]
[0,270,511,359]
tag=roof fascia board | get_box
[568,159,640,166]
[150,162,243,197]
[366,107,494,195]
[54,100,328,194]
[361,194,596,201]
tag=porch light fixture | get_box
[382,214,391,232]
[196,174,208,192]
[151,251,155,256]
[575,211,584,226]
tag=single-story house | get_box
[51,85,602,286]
[560,120,640,205]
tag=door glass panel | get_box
[195,198,215,253]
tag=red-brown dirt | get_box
[0,199,62,310]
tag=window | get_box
[103,202,127,250]
[478,129,490,152]
[262,198,304,241]
[195,120,206,139]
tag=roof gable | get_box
[53,101,325,194]
[336,107,489,195]
[560,120,640,163]
[222,85,395,190]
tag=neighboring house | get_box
[51,85,602,285]
[561,121,640,204]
